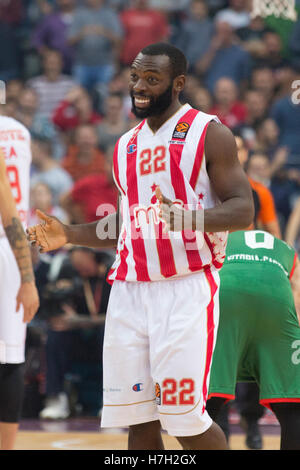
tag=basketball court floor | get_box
[15,410,280,450]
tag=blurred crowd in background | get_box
[1,0,300,420]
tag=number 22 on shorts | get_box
[157,378,195,406]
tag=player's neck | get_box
[147,100,183,133]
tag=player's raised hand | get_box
[155,186,187,232]
[27,209,68,253]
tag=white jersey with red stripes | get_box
[0,116,31,237]
[108,103,228,283]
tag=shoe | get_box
[240,416,263,450]
[39,393,70,420]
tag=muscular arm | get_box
[200,122,254,232]
[0,155,34,283]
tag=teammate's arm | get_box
[0,153,39,323]
[202,122,254,231]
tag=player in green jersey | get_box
[206,230,300,450]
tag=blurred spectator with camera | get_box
[39,247,114,419]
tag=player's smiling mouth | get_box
[134,96,151,108]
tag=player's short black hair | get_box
[140,42,188,79]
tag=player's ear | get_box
[174,75,185,94]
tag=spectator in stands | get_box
[215,0,250,30]
[251,66,275,104]
[247,152,272,188]
[96,93,128,152]
[39,247,113,419]
[67,0,123,93]
[0,20,20,81]
[31,0,76,73]
[30,136,73,203]
[254,118,288,176]
[260,30,288,72]
[174,0,213,73]
[270,63,300,166]
[236,14,267,42]
[285,196,300,252]
[27,49,76,119]
[196,19,252,93]
[52,86,102,133]
[235,134,282,238]
[119,0,169,67]
[29,182,69,227]
[60,144,118,223]
[61,124,106,181]
[244,89,268,128]
[16,88,59,150]
[190,86,213,114]
[209,77,247,129]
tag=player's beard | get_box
[130,82,174,119]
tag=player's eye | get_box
[130,73,138,81]
[147,76,158,84]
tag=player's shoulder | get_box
[117,121,145,150]
[0,116,30,139]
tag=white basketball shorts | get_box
[0,237,26,364]
[101,267,220,437]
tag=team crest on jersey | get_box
[127,144,137,154]
[155,383,161,405]
[172,121,190,140]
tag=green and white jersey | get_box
[223,230,297,280]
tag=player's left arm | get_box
[0,153,39,323]
[202,121,254,232]
[157,122,254,232]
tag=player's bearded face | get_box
[131,81,174,118]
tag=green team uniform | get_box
[208,230,300,408]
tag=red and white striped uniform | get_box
[108,103,228,283]
[0,117,32,364]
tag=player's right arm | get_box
[0,152,39,323]
[27,203,121,253]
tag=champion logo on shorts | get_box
[132,383,143,392]
[155,383,161,405]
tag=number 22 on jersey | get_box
[139,146,166,176]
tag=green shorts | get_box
[208,264,300,408]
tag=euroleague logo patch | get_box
[155,383,161,405]
[172,121,190,140]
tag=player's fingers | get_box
[36,209,52,224]
[155,188,173,207]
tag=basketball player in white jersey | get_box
[0,115,39,449]
[27,43,254,450]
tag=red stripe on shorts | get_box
[202,268,218,413]
[126,121,150,281]
[169,108,203,271]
